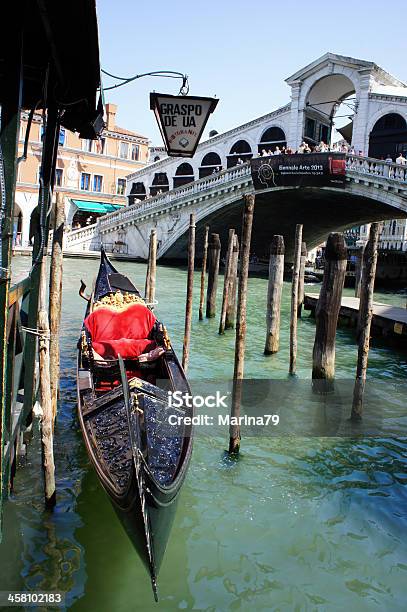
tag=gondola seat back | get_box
[84,303,157,360]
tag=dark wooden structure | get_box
[0,1,101,533]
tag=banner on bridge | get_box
[250,153,346,190]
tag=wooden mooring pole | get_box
[206,233,221,318]
[351,223,380,420]
[225,235,239,330]
[297,241,307,317]
[145,229,157,304]
[198,225,209,321]
[229,194,255,455]
[264,235,285,355]
[289,224,303,374]
[219,229,235,334]
[354,245,365,299]
[312,233,347,383]
[38,254,56,508]
[49,192,64,422]
[182,214,196,372]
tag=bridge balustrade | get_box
[346,154,407,182]
[65,154,407,251]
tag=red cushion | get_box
[85,303,157,359]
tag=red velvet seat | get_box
[84,303,157,360]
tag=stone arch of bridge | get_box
[257,125,287,154]
[367,109,407,159]
[227,139,253,168]
[199,152,222,178]
[160,183,407,261]
[299,69,360,147]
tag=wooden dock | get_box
[304,293,407,339]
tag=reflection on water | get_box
[0,256,406,611]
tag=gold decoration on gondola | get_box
[93,290,146,312]
[162,325,171,350]
[81,330,89,355]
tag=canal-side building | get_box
[14,103,149,246]
[360,221,407,251]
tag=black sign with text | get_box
[251,152,346,189]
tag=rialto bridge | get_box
[65,53,407,260]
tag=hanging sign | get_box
[251,153,346,189]
[150,92,219,158]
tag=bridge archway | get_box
[129,181,146,204]
[227,140,252,168]
[199,152,222,178]
[162,185,407,262]
[150,172,169,196]
[258,127,286,154]
[304,74,356,147]
[174,163,194,188]
[368,113,407,160]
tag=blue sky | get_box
[97,0,407,145]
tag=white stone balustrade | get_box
[346,154,407,183]
[65,154,407,253]
[98,163,252,231]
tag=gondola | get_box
[77,249,193,600]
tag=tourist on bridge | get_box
[261,149,268,157]
[273,146,282,155]
[396,153,407,166]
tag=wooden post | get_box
[312,233,347,381]
[354,245,365,298]
[289,224,303,374]
[351,223,380,420]
[182,214,195,372]
[49,192,64,422]
[146,229,157,304]
[297,241,307,317]
[264,235,285,354]
[219,229,235,334]
[198,225,209,321]
[229,194,255,454]
[0,24,23,522]
[225,235,239,330]
[38,254,56,508]
[206,233,221,318]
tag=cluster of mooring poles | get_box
[171,192,380,456]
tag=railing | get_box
[1,276,36,500]
[64,224,99,248]
[346,154,407,183]
[99,163,252,230]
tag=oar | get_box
[118,355,159,602]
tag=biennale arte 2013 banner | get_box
[250,153,347,190]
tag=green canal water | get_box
[1,256,406,611]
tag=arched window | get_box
[258,127,286,154]
[227,140,252,168]
[199,152,222,178]
[173,163,194,188]
[369,113,407,159]
[128,181,146,205]
[150,172,169,196]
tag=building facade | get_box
[14,103,149,246]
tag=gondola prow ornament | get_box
[150,92,218,157]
